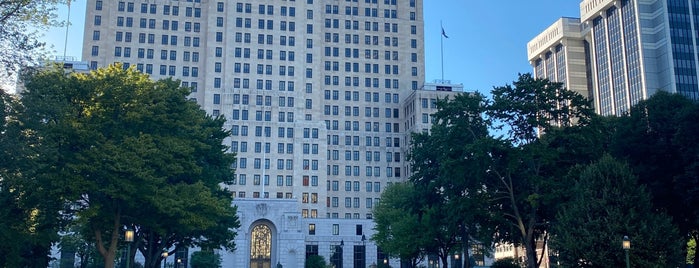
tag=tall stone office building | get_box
[80,1,468,268]
[530,0,699,116]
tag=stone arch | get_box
[249,220,277,268]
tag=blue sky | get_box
[41,0,580,94]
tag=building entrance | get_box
[250,224,272,268]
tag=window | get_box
[309,224,316,235]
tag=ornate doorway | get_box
[250,224,272,268]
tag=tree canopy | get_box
[374,74,688,267]
[372,182,427,267]
[0,0,67,83]
[0,86,63,267]
[17,65,239,268]
[552,154,682,267]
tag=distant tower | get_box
[527,17,590,102]
[530,0,699,116]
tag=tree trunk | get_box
[524,239,538,268]
[440,254,449,268]
[95,210,121,268]
[462,226,470,268]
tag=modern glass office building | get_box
[530,0,699,116]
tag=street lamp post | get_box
[361,235,366,268]
[622,236,630,268]
[454,253,460,268]
[337,240,344,268]
[124,229,134,268]
[162,251,169,268]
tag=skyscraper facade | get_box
[527,17,590,101]
[530,0,699,116]
[83,0,424,221]
[80,1,462,267]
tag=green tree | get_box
[372,182,426,267]
[59,223,101,268]
[486,74,595,268]
[688,239,696,265]
[19,65,240,268]
[551,155,682,267]
[190,250,222,268]
[0,0,67,81]
[407,93,496,268]
[609,91,699,264]
[0,76,63,267]
[304,255,327,268]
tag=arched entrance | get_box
[250,224,272,268]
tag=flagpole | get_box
[63,0,71,62]
[440,21,444,82]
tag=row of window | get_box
[112,32,202,49]
[326,165,394,177]
[322,46,407,61]
[324,5,403,19]
[84,63,199,86]
[323,106,399,118]
[302,209,319,218]
[230,191,322,201]
[323,121,401,133]
[324,181,383,193]
[233,3,296,17]
[229,191,300,200]
[232,158,295,170]
[230,141,318,157]
[213,78,297,91]
[301,192,319,204]
[230,141,310,155]
[324,61,403,75]
[325,165,402,178]
[324,91,400,103]
[323,136,401,148]
[328,197,380,209]
[230,157,402,177]
[231,174,300,186]
[111,46,202,63]
[115,2,202,17]
[231,126,295,138]
[322,107,399,119]
[325,150,399,163]
[322,76,402,89]
[228,47,297,60]
[114,16,204,33]
[227,110,297,123]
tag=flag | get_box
[441,26,449,38]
